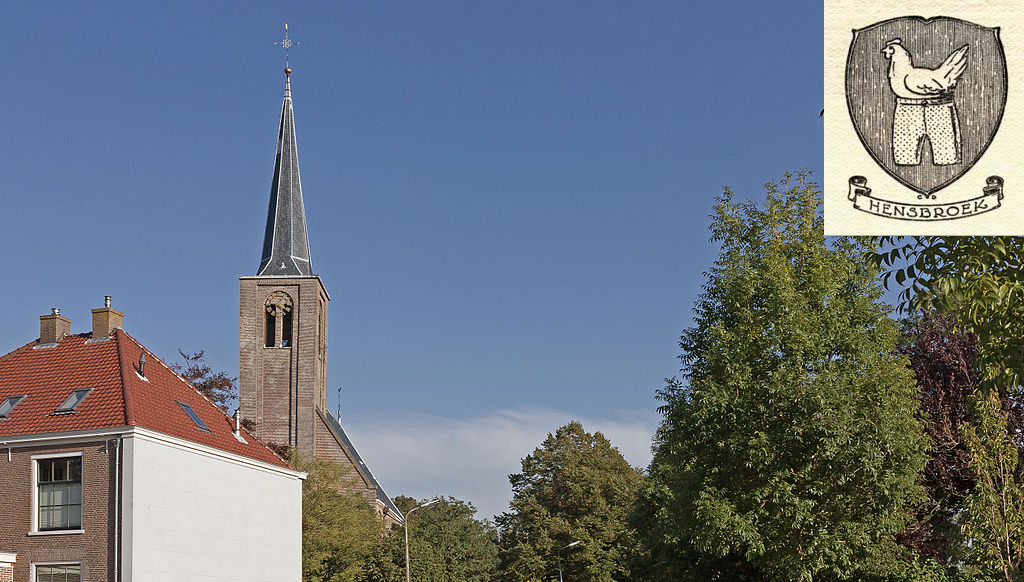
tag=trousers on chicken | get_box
[892,96,962,166]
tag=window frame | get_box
[0,394,27,418]
[31,561,82,582]
[177,401,213,433]
[30,452,84,535]
[55,388,93,414]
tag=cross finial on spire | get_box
[274,22,300,75]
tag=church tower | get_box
[239,67,329,455]
[238,33,402,523]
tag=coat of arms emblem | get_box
[845,17,1006,205]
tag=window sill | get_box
[28,529,84,536]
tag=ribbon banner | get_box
[847,176,1004,221]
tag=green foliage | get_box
[357,543,405,582]
[294,452,387,582]
[960,391,1024,581]
[411,497,498,582]
[869,557,994,582]
[497,421,644,582]
[361,496,498,582]
[646,172,929,581]
[869,237,1024,392]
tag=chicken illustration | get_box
[882,39,969,99]
[881,39,968,167]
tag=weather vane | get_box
[274,22,300,74]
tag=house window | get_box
[37,457,83,531]
[0,394,26,418]
[177,401,212,433]
[35,564,81,582]
[55,388,92,413]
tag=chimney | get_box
[39,308,71,344]
[232,409,247,443]
[91,296,124,338]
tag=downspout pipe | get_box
[113,437,121,582]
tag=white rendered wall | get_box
[121,432,302,582]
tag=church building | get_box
[238,64,402,524]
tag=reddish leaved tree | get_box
[898,313,978,560]
[171,349,238,410]
[898,313,1024,562]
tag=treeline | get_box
[300,172,1024,581]
[297,420,643,582]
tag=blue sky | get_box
[1,2,822,517]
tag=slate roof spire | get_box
[258,68,313,276]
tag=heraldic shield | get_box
[846,17,1006,196]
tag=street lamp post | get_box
[558,540,582,582]
[405,498,440,582]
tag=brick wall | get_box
[314,415,377,505]
[239,276,329,456]
[259,348,293,446]
[0,439,118,581]
[239,275,391,518]
[0,563,13,582]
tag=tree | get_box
[406,496,498,582]
[960,391,1024,582]
[646,172,929,581]
[295,452,387,582]
[869,235,1024,581]
[897,313,980,561]
[359,496,498,582]
[172,349,237,409]
[497,421,644,582]
[870,237,1024,392]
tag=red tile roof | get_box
[0,330,290,469]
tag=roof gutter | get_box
[0,425,304,479]
[0,426,132,447]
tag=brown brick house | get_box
[0,304,304,581]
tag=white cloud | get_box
[343,408,658,520]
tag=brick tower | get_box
[238,51,402,523]
[239,68,329,455]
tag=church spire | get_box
[258,64,313,276]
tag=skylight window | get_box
[177,401,212,433]
[0,395,26,418]
[55,388,93,413]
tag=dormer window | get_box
[177,401,212,433]
[55,388,93,413]
[0,394,26,418]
